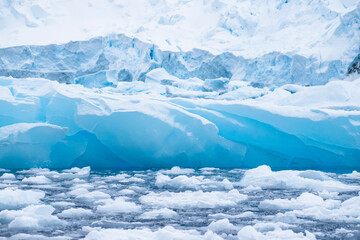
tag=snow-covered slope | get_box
[1,0,360,88]
[1,0,359,61]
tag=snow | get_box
[0,0,359,64]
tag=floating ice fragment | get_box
[259,192,341,211]
[159,166,195,175]
[58,208,92,218]
[139,208,178,219]
[76,191,111,203]
[140,189,247,209]
[97,197,141,214]
[237,225,316,240]
[84,226,223,240]
[208,218,238,233]
[0,188,45,210]
[239,165,359,192]
[22,175,52,184]
[155,174,233,191]
[0,205,65,229]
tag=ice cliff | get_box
[0,76,359,170]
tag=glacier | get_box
[0,33,359,88]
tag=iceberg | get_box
[0,76,359,170]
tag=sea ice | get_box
[239,165,360,192]
[207,219,238,233]
[96,197,141,214]
[140,189,247,209]
[58,208,93,218]
[155,174,233,191]
[0,188,45,210]
[139,208,178,219]
[0,205,64,229]
[84,226,223,240]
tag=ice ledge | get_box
[0,77,359,170]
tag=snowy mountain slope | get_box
[1,0,359,88]
[0,0,359,61]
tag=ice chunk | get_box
[140,189,247,209]
[7,234,71,240]
[203,78,229,92]
[97,197,141,214]
[155,174,233,191]
[139,208,178,219]
[342,170,360,179]
[58,208,92,218]
[237,225,316,240]
[239,165,359,192]
[76,191,111,203]
[259,192,341,210]
[0,188,44,210]
[84,226,223,240]
[0,173,16,180]
[208,219,238,233]
[282,195,360,223]
[22,175,52,184]
[0,205,65,229]
[159,166,195,175]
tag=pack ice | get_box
[0,0,360,170]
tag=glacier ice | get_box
[0,76,360,170]
[0,33,358,88]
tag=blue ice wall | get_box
[0,78,359,170]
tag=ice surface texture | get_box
[0,77,359,170]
